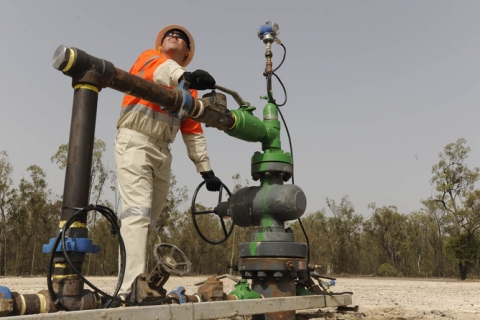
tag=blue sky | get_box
[1,0,479,218]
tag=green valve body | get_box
[219,99,309,306]
[228,280,262,300]
[226,103,293,180]
[225,100,306,233]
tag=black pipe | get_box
[61,87,98,228]
[53,48,103,304]
[52,45,235,130]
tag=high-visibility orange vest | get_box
[120,49,203,135]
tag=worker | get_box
[114,24,221,294]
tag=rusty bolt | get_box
[286,261,295,271]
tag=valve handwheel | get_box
[154,243,191,276]
[191,178,234,245]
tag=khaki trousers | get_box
[114,128,172,294]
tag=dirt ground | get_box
[0,275,479,319]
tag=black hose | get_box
[265,44,288,107]
[47,204,126,309]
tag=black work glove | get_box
[181,69,216,90]
[201,170,221,192]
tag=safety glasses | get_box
[164,31,189,44]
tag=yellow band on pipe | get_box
[37,293,47,313]
[73,84,99,93]
[20,294,26,315]
[62,48,75,72]
[54,263,68,268]
[53,274,78,279]
[59,221,86,228]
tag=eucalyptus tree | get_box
[429,138,480,279]
[324,196,363,274]
[364,203,408,274]
[406,212,433,277]
[420,199,451,276]
[17,165,57,275]
[0,151,13,275]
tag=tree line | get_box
[0,138,479,280]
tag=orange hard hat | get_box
[155,24,195,67]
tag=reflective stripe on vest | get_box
[138,55,160,78]
[120,103,181,126]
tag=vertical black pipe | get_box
[61,87,98,230]
[56,86,98,278]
